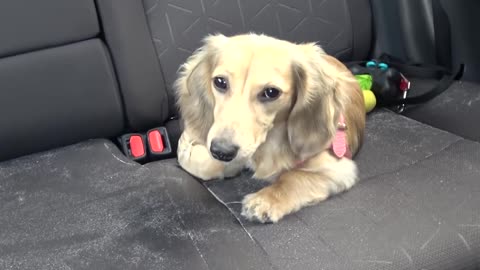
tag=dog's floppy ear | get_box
[288,43,351,160]
[174,34,228,142]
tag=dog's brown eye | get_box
[259,87,281,102]
[213,76,228,92]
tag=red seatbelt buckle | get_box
[146,127,172,160]
[399,72,411,92]
[118,133,147,163]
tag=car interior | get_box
[0,0,479,269]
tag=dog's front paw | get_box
[177,134,224,181]
[241,188,290,223]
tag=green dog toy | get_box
[355,74,376,113]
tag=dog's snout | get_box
[210,138,239,162]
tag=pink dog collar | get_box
[295,114,351,168]
[331,114,351,159]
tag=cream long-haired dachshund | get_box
[175,33,365,223]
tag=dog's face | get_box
[206,36,298,161]
[176,34,355,163]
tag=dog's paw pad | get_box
[241,190,286,223]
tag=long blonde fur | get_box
[175,33,366,223]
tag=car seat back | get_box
[0,0,373,161]
[139,0,373,117]
[0,0,124,161]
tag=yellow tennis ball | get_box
[363,90,376,113]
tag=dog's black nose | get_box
[210,139,239,162]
